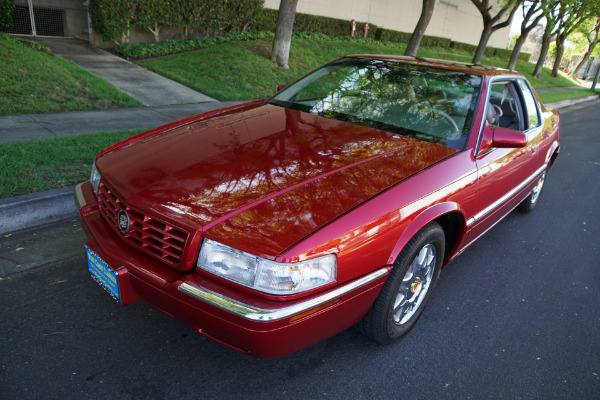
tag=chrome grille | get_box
[97,182,188,267]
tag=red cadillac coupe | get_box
[75,55,560,358]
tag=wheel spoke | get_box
[394,243,437,325]
[530,171,546,204]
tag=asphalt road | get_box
[1,102,599,400]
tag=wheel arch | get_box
[387,203,466,267]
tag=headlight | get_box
[90,161,101,195]
[197,239,337,295]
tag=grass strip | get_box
[538,89,600,104]
[0,33,142,116]
[0,129,146,198]
[138,36,580,102]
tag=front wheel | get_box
[516,168,547,213]
[357,222,445,344]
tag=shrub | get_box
[115,31,275,58]
[450,41,477,53]
[484,46,495,57]
[89,0,136,43]
[0,0,14,30]
[90,0,265,42]
[518,51,532,63]
[493,48,513,59]
[255,9,377,39]
[375,29,412,43]
[115,31,399,59]
[421,35,451,48]
[183,0,264,36]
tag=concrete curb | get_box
[0,186,77,235]
[545,94,600,110]
[1,95,598,235]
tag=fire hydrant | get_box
[350,19,356,37]
[363,23,369,38]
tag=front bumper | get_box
[74,182,389,358]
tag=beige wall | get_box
[264,0,511,49]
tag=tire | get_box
[516,168,547,213]
[357,222,445,344]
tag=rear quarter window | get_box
[517,79,540,129]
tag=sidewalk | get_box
[33,37,216,106]
[1,37,599,234]
[0,102,243,143]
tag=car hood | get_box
[97,103,457,258]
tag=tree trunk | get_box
[472,25,492,65]
[507,33,528,70]
[271,0,299,69]
[404,0,436,57]
[533,33,551,79]
[150,23,161,42]
[551,34,566,78]
[569,44,597,80]
[569,18,600,79]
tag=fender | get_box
[386,202,466,265]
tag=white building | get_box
[264,0,511,49]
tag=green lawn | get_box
[0,34,142,116]
[538,89,600,104]
[0,129,145,198]
[138,37,582,101]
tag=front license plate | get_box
[86,246,120,302]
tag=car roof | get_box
[346,54,522,77]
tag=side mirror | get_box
[277,83,289,92]
[477,121,527,157]
[493,126,527,148]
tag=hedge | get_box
[450,41,478,54]
[375,29,411,43]
[421,35,452,48]
[116,31,396,59]
[0,0,13,30]
[116,29,529,65]
[255,8,377,38]
[518,51,532,62]
[116,31,274,58]
[484,46,496,57]
[89,0,266,42]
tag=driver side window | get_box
[488,82,523,131]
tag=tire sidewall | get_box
[517,168,547,213]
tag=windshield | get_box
[268,57,482,150]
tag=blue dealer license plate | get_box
[86,246,120,302]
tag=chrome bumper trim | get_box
[74,182,86,210]
[466,165,546,226]
[178,268,389,322]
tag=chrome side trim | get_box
[74,182,87,210]
[466,165,546,226]
[178,268,389,322]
